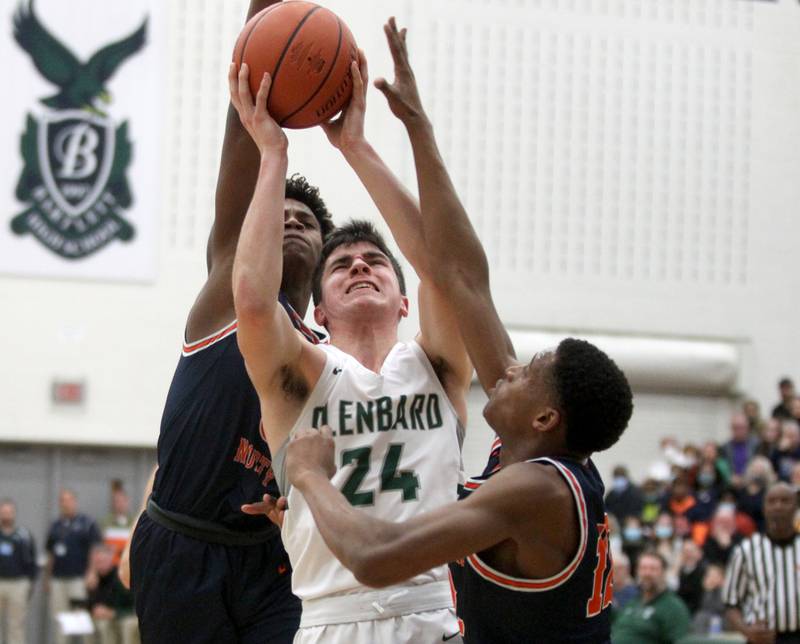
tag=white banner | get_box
[0,0,163,282]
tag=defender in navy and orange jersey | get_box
[249,18,634,644]
[124,3,335,643]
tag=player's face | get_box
[282,198,323,271]
[483,352,555,438]
[316,241,408,326]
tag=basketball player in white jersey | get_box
[229,53,472,643]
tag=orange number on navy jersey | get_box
[586,514,614,617]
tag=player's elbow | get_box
[350,553,403,588]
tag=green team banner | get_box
[0,0,161,281]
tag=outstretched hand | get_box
[321,49,369,152]
[287,426,337,489]
[242,494,288,528]
[374,17,426,123]
[228,62,287,154]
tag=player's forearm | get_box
[403,117,490,290]
[295,472,413,586]
[232,150,289,319]
[210,0,281,260]
[340,141,428,275]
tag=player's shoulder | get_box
[480,459,572,505]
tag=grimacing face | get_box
[315,241,407,327]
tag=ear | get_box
[399,295,409,319]
[532,407,560,434]
[313,304,327,328]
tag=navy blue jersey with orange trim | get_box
[449,457,613,644]
[152,294,323,531]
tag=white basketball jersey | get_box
[281,341,463,601]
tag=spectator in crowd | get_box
[721,413,761,488]
[744,399,767,436]
[622,516,647,571]
[612,552,640,610]
[641,478,666,525]
[85,544,136,644]
[606,465,644,524]
[699,441,732,487]
[0,499,36,644]
[702,504,741,566]
[651,513,682,585]
[756,417,782,460]
[724,482,800,643]
[676,540,706,614]
[45,488,102,644]
[772,377,796,420]
[771,420,800,481]
[100,482,133,567]
[737,456,776,533]
[650,437,694,483]
[611,551,691,644]
[792,399,800,426]
[692,564,729,635]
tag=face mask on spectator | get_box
[612,476,629,492]
[717,502,736,514]
[697,472,715,488]
[623,526,642,542]
[654,525,673,539]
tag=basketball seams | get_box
[263,4,322,119]
[280,16,344,126]
[233,2,283,67]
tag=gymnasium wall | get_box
[1,0,799,482]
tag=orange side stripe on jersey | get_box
[182,321,238,355]
[466,458,589,592]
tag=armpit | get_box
[279,364,308,400]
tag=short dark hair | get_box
[779,377,794,389]
[312,220,406,305]
[549,338,633,455]
[638,550,668,571]
[285,174,334,241]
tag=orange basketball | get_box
[232,1,358,129]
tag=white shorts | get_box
[294,608,459,644]
[295,581,460,644]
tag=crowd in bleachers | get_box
[607,376,800,640]
[0,481,138,644]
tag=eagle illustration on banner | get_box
[10,1,147,259]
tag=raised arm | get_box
[229,67,305,397]
[375,19,516,394]
[186,0,282,342]
[321,54,472,411]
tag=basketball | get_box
[232,1,358,129]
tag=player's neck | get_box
[498,437,586,468]
[280,279,313,317]
[329,321,399,373]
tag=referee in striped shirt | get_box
[723,482,800,643]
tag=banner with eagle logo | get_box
[0,0,162,281]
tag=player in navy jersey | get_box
[126,2,334,642]
[254,19,634,643]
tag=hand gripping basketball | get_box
[228,62,288,154]
[320,50,368,153]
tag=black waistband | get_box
[146,499,278,547]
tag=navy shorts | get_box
[130,512,300,643]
